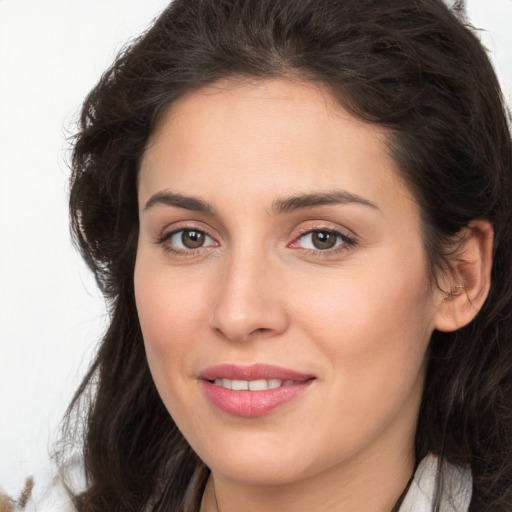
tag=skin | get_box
[135,78,453,512]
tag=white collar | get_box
[399,454,472,512]
[20,453,472,512]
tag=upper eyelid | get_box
[158,221,218,239]
[293,229,355,246]
[296,226,344,236]
[155,220,357,246]
[159,229,217,249]
[157,228,218,256]
[165,228,216,240]
[293,222,357,241]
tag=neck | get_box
[201,443,415,512]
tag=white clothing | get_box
[16,454,471,512]
[399,454,472,512]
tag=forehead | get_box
[139,78,415,213]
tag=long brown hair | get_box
[64,0,512,510]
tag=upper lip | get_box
[199,364,315,382]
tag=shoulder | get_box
[399,454,472,512]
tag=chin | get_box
[207,454,313,486]
[187,426,341,486]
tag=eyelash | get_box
[290,227,357,256]
[156,226,357,258]
[157,227,217,257]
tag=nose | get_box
[210,247,289,343]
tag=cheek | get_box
[293,248,435,427]
[135,252,210,350]
[134,259,224,455]
[301,242,434,353]
[133,253,206,398]
[134,278,197,451]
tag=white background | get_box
[0,0,511,496]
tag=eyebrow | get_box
[271,191,379,214]
[143,189,379,214]
[144,191,213,212]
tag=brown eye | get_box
[166,229,215,250]
[181,230,205,248]
[295,229,349,251]
[311,231,338,250]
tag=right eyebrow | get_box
[270,190,380,215]
[143,191,214,213]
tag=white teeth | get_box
[248,379,268,391]
[232,379,249,391]
[268,379,281,389]
[212,378,298,390]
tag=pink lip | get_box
[199,363,313,381]
[199,364,315,417]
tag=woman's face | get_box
[135,79,443,487]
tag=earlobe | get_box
[434,220,494,333]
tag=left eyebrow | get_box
[143,191,214,213]
[271,191,380,214]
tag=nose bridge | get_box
[210,240,288,342]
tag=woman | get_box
[50,0,512,510]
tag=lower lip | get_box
[201,380,314,417]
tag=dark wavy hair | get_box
[63,0,512,510]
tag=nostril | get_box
[250,327,270,335]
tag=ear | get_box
[434,220,493,333]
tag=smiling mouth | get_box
[211,378,307,391]
[200,364,316,417]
